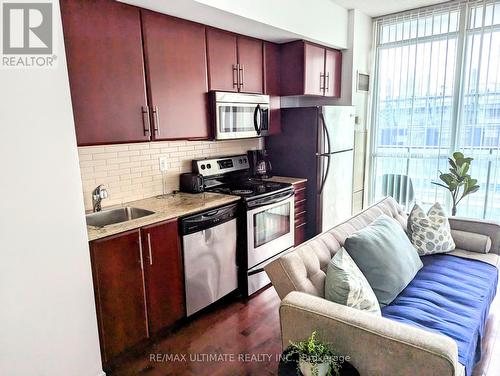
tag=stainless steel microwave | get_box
[210,91,270,140]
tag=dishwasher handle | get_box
[180,203,238,235]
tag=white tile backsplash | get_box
[78,139,262,210]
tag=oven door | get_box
[246,192,295,269]
[215,102,269,140]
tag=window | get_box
[370,0,500,219]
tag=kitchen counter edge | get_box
[87,192,240,242]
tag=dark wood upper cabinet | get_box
[237,36,264,94]
[206,28,263,93]
[60,0,150,146]
[141,219,185,334]
[141,11,209,140]
[304,43,327,96]
[264,42,281,135]
[325,49,342,98]
[206,28,239,92]
[280,40,342,98]
[90,230,149,364]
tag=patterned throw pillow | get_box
[408,203,455,256]
[325,247,381,315]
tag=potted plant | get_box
[288,331,340,376]
[432,152,480,216]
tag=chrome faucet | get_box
[92,184,108,212]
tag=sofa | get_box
[265,197,500,376]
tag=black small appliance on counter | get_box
[248,150,273,179]
[179,173,204,193]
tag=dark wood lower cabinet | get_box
[89,220,185,366]
[293,181,308,247]
[141,219,185,334]
[90,230,149,364]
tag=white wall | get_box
[0,1,104,375]
[350,9,373,131]
[119,0,348,48]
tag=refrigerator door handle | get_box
[318,154,331,195]
[319,112,332,155]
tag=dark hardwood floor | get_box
[110,281,500,376]
[109,287,282,376]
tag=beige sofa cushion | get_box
[451,230,492,254]
[266,197,408,299]
[448,248,499,267]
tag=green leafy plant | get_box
[432,152,480,216]
[288,331,340,376]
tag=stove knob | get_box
[207,163,212,169]
[201,164,206,170]
[239,158,243,164]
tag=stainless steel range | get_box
[192,154,295,296]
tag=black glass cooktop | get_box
[206,179,292,200]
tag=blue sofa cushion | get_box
[381,254,498,376]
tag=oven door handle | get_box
[246,191,294,210]
[248,268,265,276]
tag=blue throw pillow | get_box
[344,214,423,307]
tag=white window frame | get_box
[368,0,500,218]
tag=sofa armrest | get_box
[448,217,500,255]
[280,292,460,376]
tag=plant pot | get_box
[298,359,330,376]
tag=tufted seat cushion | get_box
[266,197,408,299]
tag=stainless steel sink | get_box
[86,207,155,227]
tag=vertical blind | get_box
[371,0,500,219]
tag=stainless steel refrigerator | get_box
[266,106,355,238]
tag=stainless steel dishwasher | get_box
[180,203,238,316]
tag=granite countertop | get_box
[264,176,308,185]
[87,192,240,242]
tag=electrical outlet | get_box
[159,156,168,172]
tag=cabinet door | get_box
[141,11,209,140]
[206,28,238,92]
[90,230,148,363]
[264,42,281,134]
[303,43,326,96]
[325,49,342,98]
[60,0,149,146]
[141,219,185,334]
[237,36,263,93]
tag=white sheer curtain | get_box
[370,0,500,219]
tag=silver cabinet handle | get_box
[152,106,160,136]
[325,72,330,92]
[320,73,325,92]
[138,233,144,270]
[141,106,151,136]
[147,233,153,266]
[239,64,244,89]
[232,64,239,89]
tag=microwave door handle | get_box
[258,106,264,134]
[253,104,261,135]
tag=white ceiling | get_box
[118,0,349,48]
[330,0,449,17]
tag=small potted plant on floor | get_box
[432,152,480,216]
[288,331,340,376]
